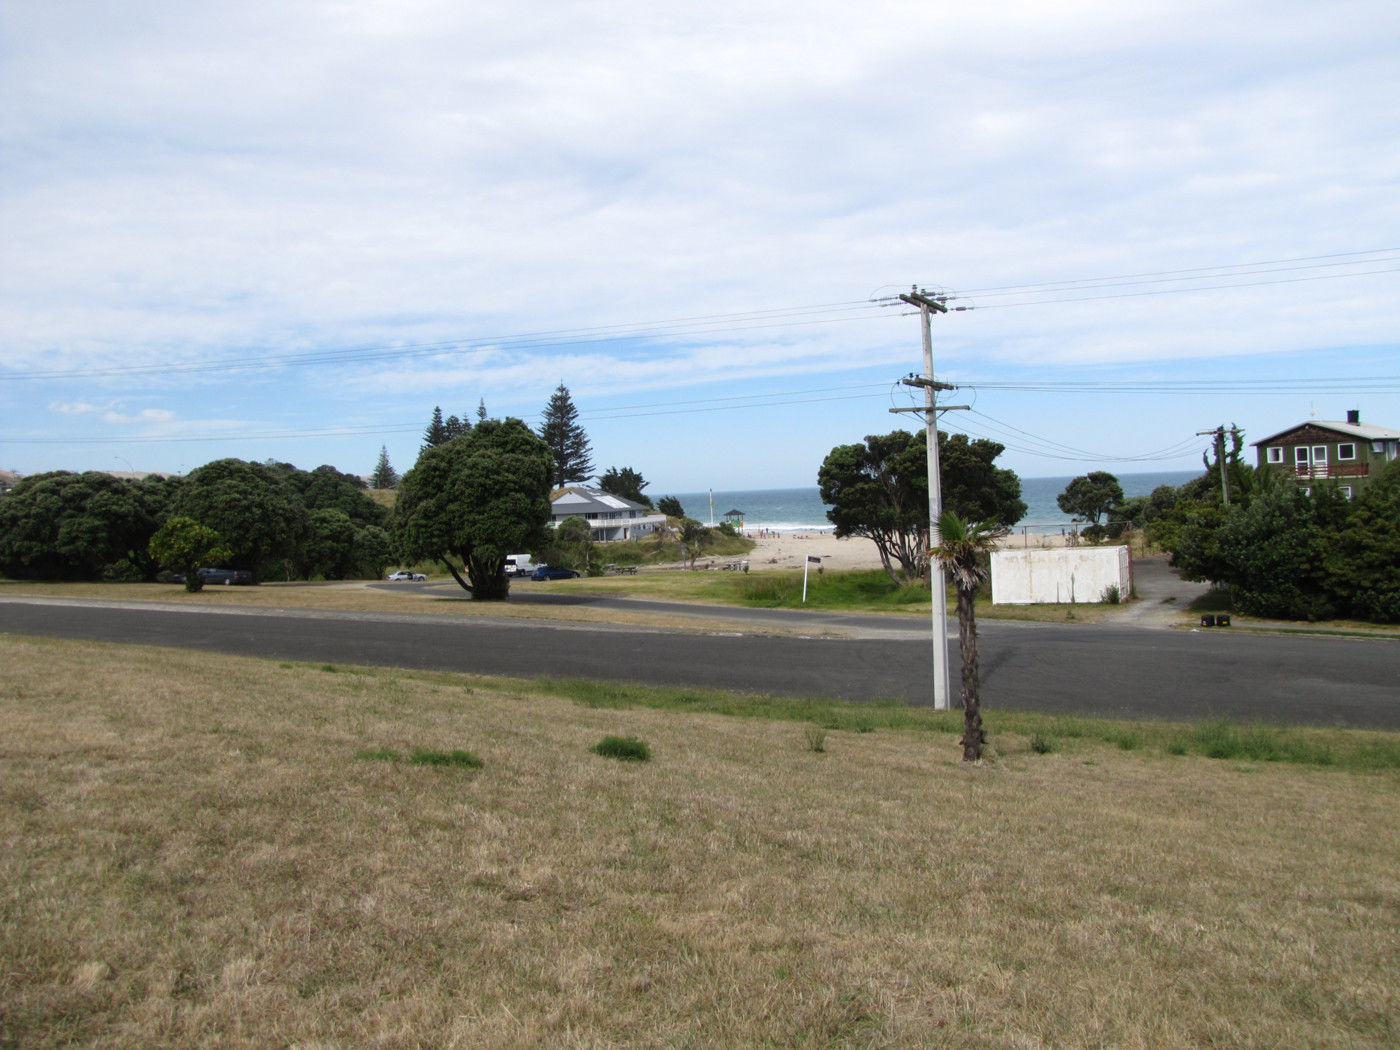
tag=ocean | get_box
[667,470,1200,534]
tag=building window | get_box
[1337,443,1356,461]
[1311,445,1328,464]
[1339,486,1353,500]
[1295,446,1310,465]
[1266,447,1283,464]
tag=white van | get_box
[504,554,536,578]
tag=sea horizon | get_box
[666,470,1201,534]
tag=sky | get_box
[3,0,1399,493]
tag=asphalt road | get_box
[2,594,1397,729]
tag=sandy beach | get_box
[738,527,1075,573]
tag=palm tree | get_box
[931,510,1007,761]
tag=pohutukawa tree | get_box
[1057,471,1124,530]
[0,470,170,581]
[931,510,1006,762]
[391,418,553,600]
[172,459,309,582]
[818,429,1024,587]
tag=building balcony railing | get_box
[1291,463,1369,479]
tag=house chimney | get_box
[1347,409,1361,425]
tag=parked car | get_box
[196,568,253,585]
[532,565,581,581]
[386,570,427,581]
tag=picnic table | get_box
[603,564,638,575]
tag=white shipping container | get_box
[991,546,1131,605]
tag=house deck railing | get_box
[1291,463,1369,479]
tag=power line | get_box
[958,247,1400,296]
[967,265,1400,311]
[960,409,1206,464]
[2,365,1393,447]
[962,375,1400,394]
[4,247,1398,383]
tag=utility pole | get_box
[1197,425,1244,505]
[890,286,969,711]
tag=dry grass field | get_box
[3,634,1398,1048]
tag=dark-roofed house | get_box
[549,486,669,542]
[1253,410,1400,499]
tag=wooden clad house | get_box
[1252,411,1400,499]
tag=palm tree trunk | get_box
[957,585,986,761]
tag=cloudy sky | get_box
[3,0,1398,493]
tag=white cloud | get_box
[102,408,175,425]
[2,0,1398,482]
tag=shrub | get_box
[591,735,650,761]
[804,725,828,753]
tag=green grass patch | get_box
[542,677,963,735]
[356,746,483,768]
[531,677,1400,773]
[590,735,651,761]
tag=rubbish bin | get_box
[1216,614,1231,627]
[1200,614,1217,627]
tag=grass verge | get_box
[3,635,1399,1048]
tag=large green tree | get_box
[940,433,1028,527]
[392,418,554,600]
[148,516,230,592]
[598,466,652,507]
[817,429,1024,586]
[172,459,309,581]
[0,471,170,581]
[370,446,399,490]
[1214,484,1348,621]
[1057,471,1125,530]
[540,383,594,486]
[1325,461,1400,622]
[422,407,448,453]
[279,463,385,528]
[301,508,360,580]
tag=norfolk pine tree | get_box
[540,383,594,486]
[370,446,400,489]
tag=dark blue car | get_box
[532,565,581,580]
[173,568,253,585]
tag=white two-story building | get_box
[549,487,669,542]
